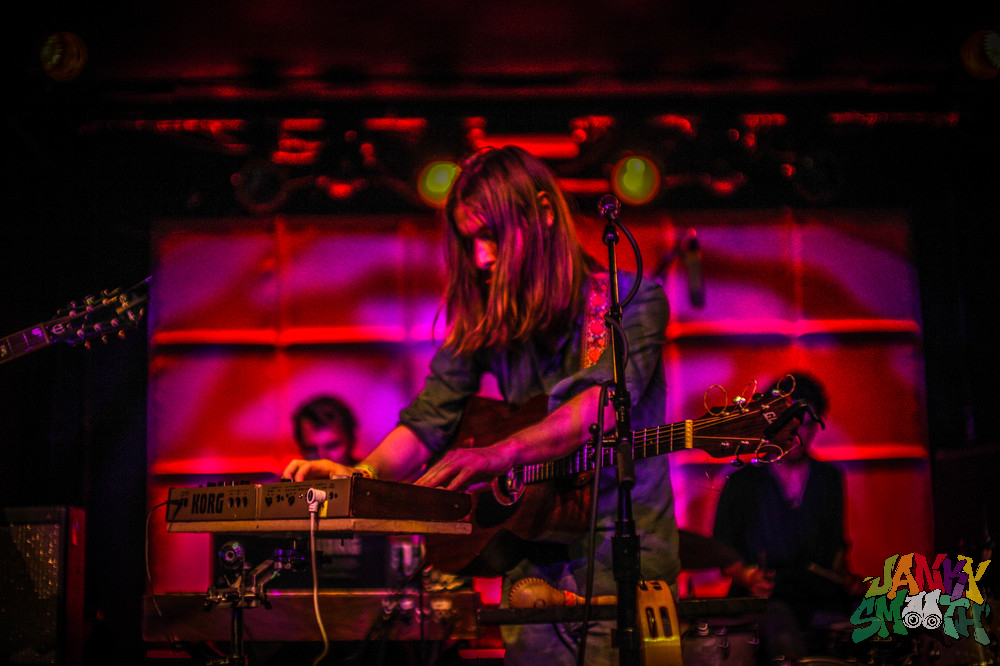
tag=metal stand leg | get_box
[202,540,296,665]
[205,606,247,666]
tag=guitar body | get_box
[424,395,595,577]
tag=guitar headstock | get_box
[693,379,817,464]
[47,277,151,346]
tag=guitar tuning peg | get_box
[731,455,744,468]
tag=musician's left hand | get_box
[282,458,356,482]
[414,440,517,492]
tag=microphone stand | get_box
[598,195,641,666]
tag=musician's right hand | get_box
[723,561,776,597]
[282,458,355,482]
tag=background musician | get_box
[291,395,397,588]
[283,145,680,665]
[292,394,361,466]
[713,371,864,662]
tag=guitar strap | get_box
[581,272,610,370]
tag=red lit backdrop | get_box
[147,208,930,596]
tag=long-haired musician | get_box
[283,145,679,665]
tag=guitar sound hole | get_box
[474,488,520,529]
[492,472,523,506]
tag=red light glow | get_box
[557,178,611,195]
[469,134,581,160]
[281,118,325,132]
[740,113,787,130]
[828,111,961,127]
[363,118,428,134]
[651,114,698,137]
[707,173,745,197]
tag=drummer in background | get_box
[713,371,864,662]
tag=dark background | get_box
[2,2,998,662]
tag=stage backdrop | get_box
[146,208,930,596]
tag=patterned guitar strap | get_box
[581,272,611,370]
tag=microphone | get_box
[598,194,620,220]
[681,228,705,308]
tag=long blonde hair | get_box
[442,146,594,353]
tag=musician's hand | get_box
[844,572,867,597]
[723,561,775,597]
[281,458,355,482]
[414,441,516,492]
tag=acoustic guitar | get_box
[425,386,806,577]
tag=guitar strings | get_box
[516,402,786,482]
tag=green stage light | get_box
[417,161,460,207]
[611,155,661,205]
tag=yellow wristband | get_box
[354,463,377,480]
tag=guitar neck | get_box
[461,389,792,489]
[0,324,53,365]
[0,278,151,367]
[519,420,693,484]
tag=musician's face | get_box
[299,421,352,464]
[454,204,500,282]
[797,417,821,447]
[783,417,821,461]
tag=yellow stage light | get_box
[611,155,661,206]
[417,161,460,208]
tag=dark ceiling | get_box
[12,1,1000,108]
[4,2,998,263]
[6,1,999,285]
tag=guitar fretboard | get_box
[0,326,52,364]
[0,277,151,367]
[518,420,695,484]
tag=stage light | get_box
[417,160,459,208]
[961,30,1000,79]
[232,159,289,215]
[40,32,87,81]
[611,155,661,206]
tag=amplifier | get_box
[0,506,85,666]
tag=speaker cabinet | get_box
[1,507,85,665]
